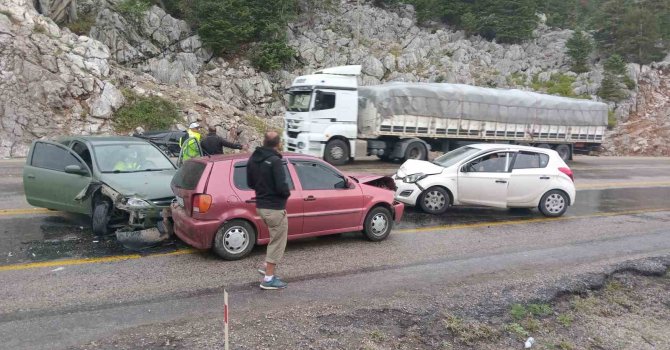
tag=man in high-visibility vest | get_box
[113,151,141,171]
[180,122,202,162]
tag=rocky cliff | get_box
[1,0,668,158]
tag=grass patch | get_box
[444,316,499,345]
[505,322,529,339]
[531,73,578,97]
[117,0,151,21]
[113,89,180,132]
[242,115,271,135]
[556,340,575,350]
[557,313,574,327]
[528,303,553,317]
[66,13,96,35]
[510,304,527,321]
[368,330,385,342]
[508,72,526,86]
[607,110,617,130]
[33,23,47,34]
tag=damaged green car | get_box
[23,136,177,236]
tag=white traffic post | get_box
[224,290,229,350]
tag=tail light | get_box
[558,167,574,182]
[192,194,212,214]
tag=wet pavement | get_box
[1,156,669,266]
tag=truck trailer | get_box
[283,65,608,165]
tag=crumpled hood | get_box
[344,172,396,191]
[396,159,444,178]
[99,170,177,200]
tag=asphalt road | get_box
[0,156,669,349]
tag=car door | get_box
[507,151,553,206]
[457,151,515,208]
[23,141,93,214]
[292,159,364,235]
[231,160,303,237]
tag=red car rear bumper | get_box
[170,203,220,249]
[392,201,405,223]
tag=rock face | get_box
[0,0,118,158]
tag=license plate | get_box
[176,196,184,207]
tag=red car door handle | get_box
[245,197,256,203]
[304,196,316,201]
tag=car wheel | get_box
[324,139,349,166]
[92,200,111,236]
[539,190,569,217]
[213,220,256,260]
[363,206,393,241]
[554,144,571,162]
[404,142,426,161]
[418,186,450,215]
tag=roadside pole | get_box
[224,290,229,350]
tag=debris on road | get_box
[51,267,65,272]
[116,227,171,250]
[524,337,535,348]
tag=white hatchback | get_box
[394,144,576,217]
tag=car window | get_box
[433,146,481,168]
[466,152,512,173]
[312,91,335,111]
[31,142,84,172]
[233,161,294,191]
[71,141,93,170]
[513,151,550,169]
[172,161,206,190]
[293,161,346,190]
[94,143,175,173]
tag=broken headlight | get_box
[125,197,152,208]
[403,173,427,183]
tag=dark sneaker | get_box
[260,276,287,290]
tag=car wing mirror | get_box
[64,164,88,176]
[460,165,468,173]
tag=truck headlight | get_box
[403,173,427,183]
[126,197,152,208]
[297,141,306,149]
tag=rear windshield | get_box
[172,161,206,190]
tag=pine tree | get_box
[566,30,593,73]
[618,7,664,64]
[598,54,630,101]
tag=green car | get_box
[23,136,178,236]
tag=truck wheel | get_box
[536,143,551,149]
[404,142,427,161]
[92,200,111,236]
[213,220,256,260]
[324,139,349,165]
[554,144,571,162]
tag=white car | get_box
[394,144,576,217]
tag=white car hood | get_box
[396,159,443,177]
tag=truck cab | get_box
[284,65,361,165]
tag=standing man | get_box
[247,131,290,290]
[179,122,202,163]
[200,125,246,155]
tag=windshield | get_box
[432,146,482,168]
[95,143,175,173]
[287,91,311,112]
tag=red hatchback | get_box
[167,153,404,260]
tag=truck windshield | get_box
[287,91,311,112]
[432,146,481,168]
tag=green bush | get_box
[532,73,577,97]
[117,0,151,21]
[66,13,96,35]
[250,41,296,71]
[566,30,593,73]
[607,110,617,129]
[114,90,180,132]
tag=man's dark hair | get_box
[263,131,281,148]
[208,125,217,133]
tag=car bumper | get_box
[392,201,405,223]
[169,203,220,250]
[393,180,421,207]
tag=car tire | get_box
[404,142,427,161]
[538,190,569,217]
[324,139,350,166]
[213,220,256,260]
[363,206,393,242]
[92,200,111,236]
[418,186,450,215]
[554,144,571,162]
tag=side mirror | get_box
[460,165,468,173]
[64,164,88,176]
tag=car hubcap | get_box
[370,213,388,235]
[330,146,344,160]
[424,191,446,211]
[544,194,565,214]
[223,226,248,253]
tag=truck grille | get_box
[287,131,300,139]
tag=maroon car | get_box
[167,153,404,260]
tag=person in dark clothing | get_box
[200,126,245,155]
[247,131,291,290]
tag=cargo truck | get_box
[283,65,608,165]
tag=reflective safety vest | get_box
[113,161,139,171]
[179,129,202,161]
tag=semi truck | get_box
[283,65,608,165]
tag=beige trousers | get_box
[257,208,288,264]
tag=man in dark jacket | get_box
[247,131,291,290]
[200,126,245,155]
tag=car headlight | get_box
[297,141,306,149]
[403,173,427,183]
[126,197,152,208]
